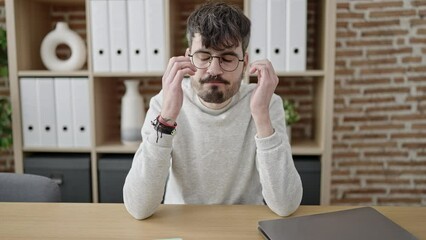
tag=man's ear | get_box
[243,51,249,69]
[185,48,190,57]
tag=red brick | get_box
[401,142,426,148]
[337,12,365,19]
[342,133,387,140]
[351,142,397,148]
[337,21,349,28]
[390,189,426,194]
[361,29,408,37]
[345,188,387,195]
[331,179,360,185]
[370,10,416,18]
[365,105,411,113]
[350,58,397,67]
[346,39,393,47]
[335,69,355,76]
[336,31,357,38]
[331,198,372,204]
[414,179,426,185]
[410,19,426,27]
[354,1,403,9]
[352,19,400,28]
[360,67,405,75]
[392,114,426,121]
[364,151,409,158]
[412,0,426,6]
[350,96,394,104]
[334,107,363,114]
[359,124,405,131]
[412,124,426,130]
[388,161,426,167]
[377,198,421,204]
[364,87,410,94]
[366,47,412,56]
[367,179,411,185]
[334,125,356,132]
[337,3,350,10]
[338,161,384,167]
[336,49,363,57]
[402,56,422,63]
[334,88,360,95]
[417,28,426,35]
[408,66,426,73]
[343,115,388,122]
[408,76,426,82]
[333,152,359,159]
[410,38,426,44]
[392,133,426,138]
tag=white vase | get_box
[40,22,87,71]
[121,80,145,145]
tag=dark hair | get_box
[186,2,251,54]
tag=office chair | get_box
[0,173,61,202]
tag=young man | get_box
[123,2,302,220]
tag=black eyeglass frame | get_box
[188,52,244,72]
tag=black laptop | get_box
[258,207,418,240]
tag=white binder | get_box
[286,0,307,71]
[90,0,111,72]
[108,0,129,72]
[71,78,91,147]
[36,78,57,147]
[127,0,147,72]
[54,78,74,147]
[267,0,287,72]
[249,0,267,62]
[146,0,166,71]
[20,78,41,147]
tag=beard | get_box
[191,73,244,104]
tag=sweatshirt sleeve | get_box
[123,91,173,220]
[255,94,303,217]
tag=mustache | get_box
[199,75,230,85]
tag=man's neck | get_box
[198,96,232,110]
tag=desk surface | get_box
[1,203,425,239]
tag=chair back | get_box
[0,173,61,202]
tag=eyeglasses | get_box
[188,52,244,72]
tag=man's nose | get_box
[207,57,223,76]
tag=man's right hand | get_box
[160,56,197,125]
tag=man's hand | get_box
[249,59,279,138]
[160,56,197,124]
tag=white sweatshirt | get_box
[123,78,303,219]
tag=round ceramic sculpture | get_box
[121,80,145,145]
[40,22,87,71]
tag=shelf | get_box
[96,141,140,154]
[23,147,91,153]
[18,70,89,77]
[93,72,164,77]
[291,140,322,155]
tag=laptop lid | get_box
[258,207,418,240]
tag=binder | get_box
[267,0,287,72]
[249,0,267,62]
[90,0,111,72]
[146,0,166,71]
[108,0,129,72]
[20,78,41,147]
[71,78,91,147]
[36,78,57,147]
[127,0,147,72]
[54,78,74,147]
[286,0,307,71]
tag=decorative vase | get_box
[121,80,145,145]
[40,22,87,71]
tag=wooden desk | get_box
[0,203,425,239]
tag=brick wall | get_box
[332,0,426,205]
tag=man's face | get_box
[188,33,247,104]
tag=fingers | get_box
[249,59,278,87]
[163,57,197,89]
